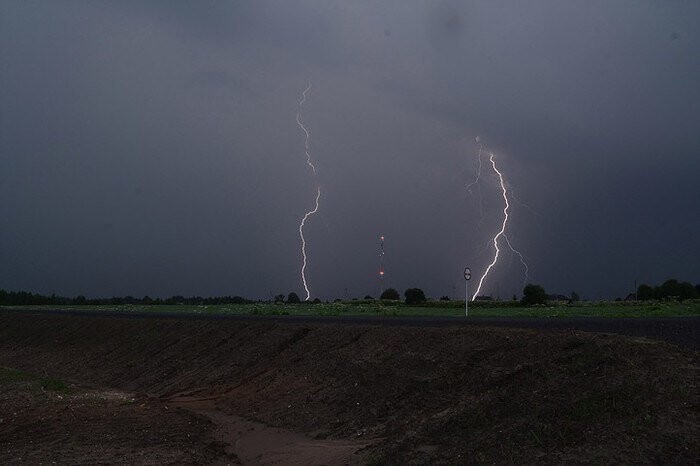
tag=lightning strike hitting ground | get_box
[296,80,321,300]
[299,187,321,301]
[471,151,529,301]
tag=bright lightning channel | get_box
[296,81,316,175]
[471,151,529,301]
[296,80,321,301]
[299,187,321,301]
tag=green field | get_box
[2,299,699,318]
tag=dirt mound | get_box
[0,312,697,463]
[0,367,232,464]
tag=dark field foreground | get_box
[0,313,697,464]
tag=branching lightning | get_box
[504,234,529,289]
[466,136,484,195]
[296,80,321,301]
[466,136,485,229]
[470,142,529,301]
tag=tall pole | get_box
[464,267,471,317]
[465,280,469,317]
[379,235,385,295]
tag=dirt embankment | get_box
[0,312,697,464]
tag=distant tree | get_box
[166,295,185,305]
[287,292,301,303]
[404,288,427,305]
[312,297,322,304]
[571,291,580,302]
[142,295,153,304]
[521,284,547,306]
[659,279,681,299]
[274,294,285,303]
[678,281,698,300]
[439,296,450,301]
[74,295,87,305]
[380,288,400,300]
[637,284,655,300]
[660,279,698,301]
[638,280,698,301]
[110,296,124,305]
[364,295,373,300]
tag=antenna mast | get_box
[379,235,385,294]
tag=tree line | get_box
[637,279,699,301]
[0,289,253,306]
[2,278,697,306]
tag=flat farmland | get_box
[3,298,699,318]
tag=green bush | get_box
[522,284,547,306]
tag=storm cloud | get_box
[1,1,698,300]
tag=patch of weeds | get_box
[364,449,387,466]
[40,377,70,393]
[0,367,34,384]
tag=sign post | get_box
[464,267,471,317]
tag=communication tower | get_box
[379,235,385,294]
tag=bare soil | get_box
[0,312,697,464]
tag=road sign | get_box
[464,267,471,281]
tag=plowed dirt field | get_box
[0,312,697,464]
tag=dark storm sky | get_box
[1,1,698,301]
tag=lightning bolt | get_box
[296,81,316,176]
[471,151,529,301]
[299,187,320,301]
[296,80,321,301]
[504,234,529,289]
